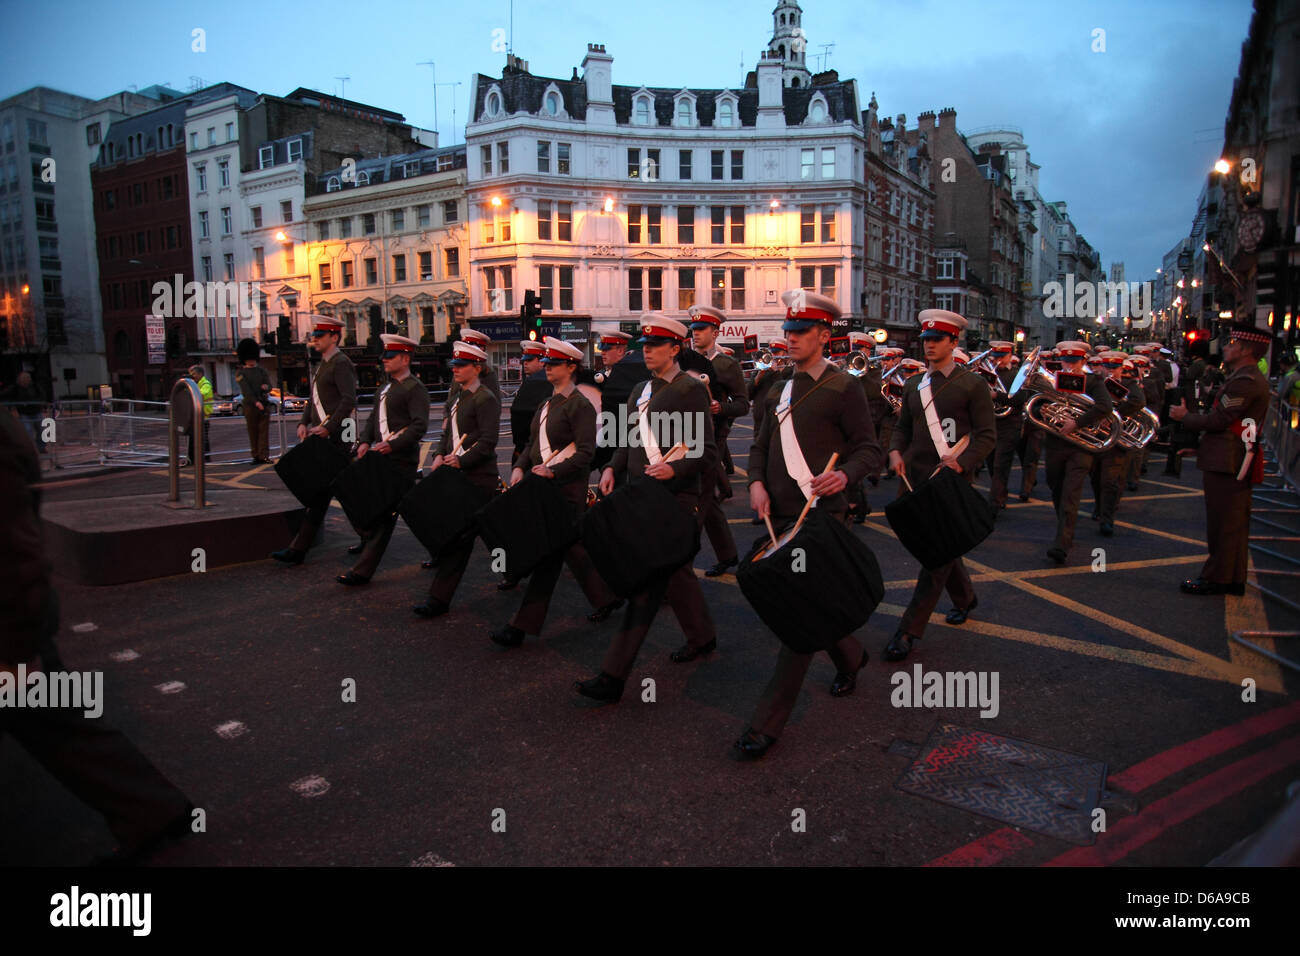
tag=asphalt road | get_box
[6,422,1300,866]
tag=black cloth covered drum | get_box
[331,452,411,531]
[397,466,493,561]
[581,478,700,597]
[475,474,579,579]
[274,435,350,508]
[736,508,884,653]
[885,467,995,570]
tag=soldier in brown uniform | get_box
[848,332,890,521]
[1041,340,1114,565]
[449,327,502,404]
[491,337,621,646]
[984,341,1022,514]
[234,337,272,463]
[1089,352,1145,536]
[689,304,749,577]
[336,334,430,585]
[1126,353,1165,490]
[412,341,501,618]
[1170,322,1272,595]
[576,315,719,703]
[735,292,881,759]
[271,315,358,564]
[885,310,997,662]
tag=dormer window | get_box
[326,176,341,192]
[717,99,735,127]
[355,171,370,186]
[677,100,690,125]
[635,96,651,125]
[545,92,560,115]
[809,100,826,122]
[487,91,502,116]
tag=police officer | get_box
[492,337,621,646]
[1170,322,1272,595]
[413,340,501,618]
[735,292,880,759]
[689,304,749,577]
[271,315,357,565]
[1043,340,1113,565]
[885,310,997,662]
[336,334,429,585]
[576,315,719,702]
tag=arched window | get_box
[810,100,826,122]
[780,13,785,25]
[326,176,341,192]
[487,92,501,115]
[778,43,785,59]
[635,97,651,125]
[114,329,131,360]
[676,99,691,125]
[355,171,370,186]
[791,77,801,88]
[718,100,734,126]
[546,91,560,115]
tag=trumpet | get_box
[845,351,875,376]
[880,363,908,414]
[754,348,790,372]
[1013,348,1122,453]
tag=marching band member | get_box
[1170,322,1271,596]
[1126,353,1164,490]
[412,340,501,619]
[1042,340,1114,565]
[735,292,880,759]
[690,305,750,577]
[592,331,643,476]
[336,334,429,585]
[849,332,890,521]
[1016,348,1052,500]
[984,341,1022,515]
[511,340,550,465]
[874,346,904,480]
[491,338,622,646]
[271,315,357,566]
[885,310,996,662]
[450,328,502,403]
[1089,351,1145,537]
[575,315,719,703]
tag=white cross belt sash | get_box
[919,371,971,476]
[538,398,576,467]
[311,372,328,426]
[636,383,663,465]
[448,397,462,454]
[776,378,817,503]
[377,383,396,442]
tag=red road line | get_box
[1043,733,1300,866]
[924,701,1300,867]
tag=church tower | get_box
[768,0,812,89]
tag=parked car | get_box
[267,389,307,414]
[211,396,239,416]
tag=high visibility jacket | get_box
[197,376,214,418]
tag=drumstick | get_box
[541,442,574,468]
[762,513,779,551]
[793,452,840,530]
[900,471,914,493]
[436,434,466,468]
[661,441,689,463]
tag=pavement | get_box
[5,419,1300,866]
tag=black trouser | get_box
[599,560,716,679]
[347,462,417,579]
[511,541,615,634]
[899,558,975,640]
[244,408,270,461]
[1045,438,1093,553]
[1016,425,1043,497]
[1201,469,1252,584]
[699,461,738,564]
[988,415,1023,508]
[1090,447,1131,524]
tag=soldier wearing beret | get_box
[1170,322,1272,595]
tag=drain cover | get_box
[894,722,1107,846]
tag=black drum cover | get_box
[475,474,579,579]
[885,467,995,570]
[581,478,700,598]
[331,452,411,531]
[397,466,492,561]
[736,508,884,653]
[274,435,350,508]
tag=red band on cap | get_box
[786,307,835,322]
[643,325,682,340]
[922,319,961,336]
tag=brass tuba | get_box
[969,348,1013,418]
[880,363,907,414]
[1014,348,1122,453]
[846,351,871,376]
[1104,377,1160,450]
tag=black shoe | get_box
[945,597,978,625]
[1099,521,1114,537]
[1018,493,1030,502]
[1047,546,1067,565]
[852,511,866,524]
[490,624,526,648]
[1179,578,1245,596]
[670,637,716,663]
[271,547,305,565]
[1126,481,1139,492]
[883,630,916,662]
[336,571,370,586]
[497,576,519,591]
[574,671,624,702]
[733,728,777,760]
[1090,510,1100,521]
[830,649,869,697]
[413,599,449,618]
[421,558,436,569]
[705,558,738,577]
[587,598,624,623]
[347,543,364,555]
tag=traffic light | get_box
[520,289,542,340]
[277,315,292,353]
[1256,260,1279,306]
[1185,329,1200,342]
[264,329,277,350]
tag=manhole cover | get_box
[894,722,1107,846]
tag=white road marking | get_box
[290,775,330,798]
[155,681,186,694]
[409,852,456,867]
[109,649,140,662]
[215,720,248,739]
[71,622,97,633]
